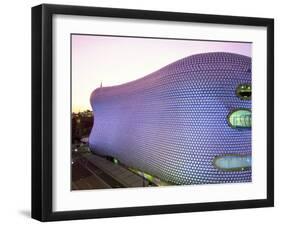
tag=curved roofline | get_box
[90,52,251,103]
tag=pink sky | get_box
[72,35,251,113]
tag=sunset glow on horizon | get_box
[72,35,251,113]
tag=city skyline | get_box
[72,35,251,112]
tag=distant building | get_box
[89,52,252,185]
[72,110,93,143]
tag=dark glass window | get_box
[236,84,251,100]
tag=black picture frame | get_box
[32,4,274,222]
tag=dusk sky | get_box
[72,35,251,113]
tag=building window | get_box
[213,154,251,171]
[236,84,251,100]
[228,109,251,129]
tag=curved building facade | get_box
[89,52,252,185]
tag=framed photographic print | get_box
[31,4,274,221]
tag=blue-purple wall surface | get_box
[89,52,252,185]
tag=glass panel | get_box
[236,84,251,100]
[228,109,251,129]
[214,155,251,171]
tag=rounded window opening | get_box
[236,84,251,100]
[213,154,251,171]
[228,109,251,129]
